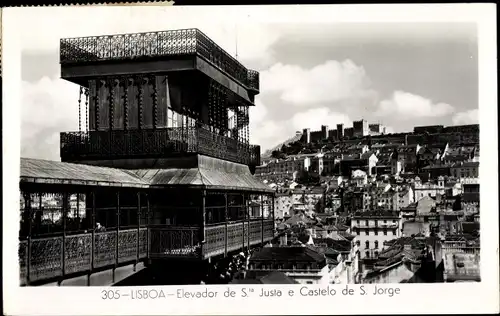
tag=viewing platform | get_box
[60,29,259,97]
[60,127,261,167]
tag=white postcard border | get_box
[2,4,498,315]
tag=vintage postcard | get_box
[2,3,498,315]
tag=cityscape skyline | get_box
[17,7,478,159]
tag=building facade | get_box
[351,211,403,259]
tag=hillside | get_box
[261,133,303,158]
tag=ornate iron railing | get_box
[149,226,201,258]
[203,218,274,259]
[247,70,260,92]
[60,29,260,92]
[19,228,148,285]
[19,219,274,284]
[60,127,261,166]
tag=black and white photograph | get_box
[2,3,498,315]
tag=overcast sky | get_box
[15,6,478,161]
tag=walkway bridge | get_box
[19,157,275,286]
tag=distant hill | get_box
[262,133,303,158]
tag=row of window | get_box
[356,219,396,225]
[249,263,318,270]
[357,240,380,249]
[355,229,396,236]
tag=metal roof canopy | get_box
[20,156,274,193]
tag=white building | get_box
[247,247,335,285]
[351,169,368,187]
[413,176,446,200]
[350,211,403,259]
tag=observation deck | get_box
[60,127,261,167]
[60,28,259,99]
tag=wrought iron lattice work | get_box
[263,219,275,242]
[149,227,200,257]
[138,228,148,258]
[94,231,117,268]
[64,233,92,274]
[85,87,89,131]
[249,220,262,246]
[30,236,63,282]
[204,224,226,257]
[227,222,244,253]
[60,29,260,91]
[247,70,260,92]
[117,229,138,263]
[60,128,261,166]
[19,241,28,284]
[78,86,83,132]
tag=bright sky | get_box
[12,5,479,160]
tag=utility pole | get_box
[235,23,238,61]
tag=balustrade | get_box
[19,189,275,286]
[149,226,200,258]
[203,218,274,259]
[19,228,147,285]
[60,29,259,91]
[60,127,261,166]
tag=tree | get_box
[271,150,286,159]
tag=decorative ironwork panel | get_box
[149,227,200,258]
[60,128,261,167]
[203,224,225,258]
[19,240,28,284]
[94,231,117,268]
[64,233,92,275]
[138,228,148,259]
[29,236,63,282]
[249,221,262,246]
[263,219,275,242]
[226,222,243,253]
[117,229,138,263]
[60,29,259,91]
[243,222,249,248]
[247,70,260,91]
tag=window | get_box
[365,230,369,236]
[306,281,314,284]
[365,241,370,249]
[356,240,360,246]
[375,241,379,249]
[374,251,379,257]
[365,251,370,258]
[374,229,379,236]
[384,230,387,236]
[384,220,387,223]
[365,220,369,226]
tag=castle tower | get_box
[321,125,329,139]
[336,123,344,139]
[302,128,311,144]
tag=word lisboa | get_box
[101,289,167,300]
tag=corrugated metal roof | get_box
[132,166,272,192]
[20,158,149,188]
[20,156,273,193]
